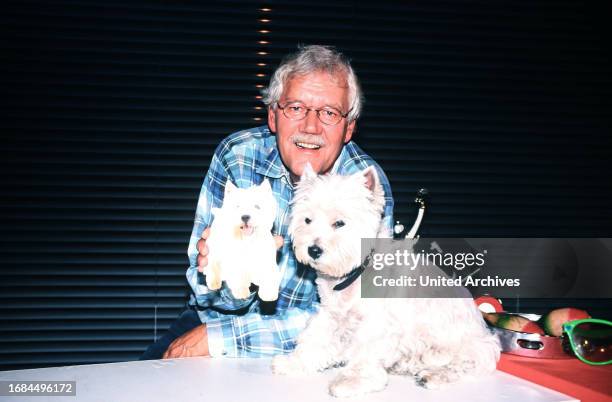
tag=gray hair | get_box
[261,45,363,122]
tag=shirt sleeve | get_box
[205,304,318,357]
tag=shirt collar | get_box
[255,129,288,180]
[329,143,349,175]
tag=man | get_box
[141,45,394,360]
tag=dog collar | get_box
[332,251,373,291]
[333,265,365,291]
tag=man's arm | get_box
[162,305,317,359]
[163,324,209,359]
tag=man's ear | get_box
[268,106,277,133]
[343,120,356,143]
[224,180,237,199]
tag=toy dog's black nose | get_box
[308,245,323,259]
[241,215,250,223]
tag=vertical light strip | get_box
[254,7,272,122]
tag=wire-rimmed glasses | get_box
[276,102,350,125]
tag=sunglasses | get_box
[562,319,612,365]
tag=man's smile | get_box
[295,142,322,150]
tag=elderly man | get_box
[141,45,394,360]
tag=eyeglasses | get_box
[562,318,611,365]
[276,102,349,126]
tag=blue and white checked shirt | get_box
[186,126,394,357]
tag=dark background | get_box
[1,1,611,370]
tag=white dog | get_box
[204,180,281,302]
[272,166,500,397]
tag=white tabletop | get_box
[0,357,578,402]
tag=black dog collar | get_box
[333,265,365,291]
[332,252,372,291]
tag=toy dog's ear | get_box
[224,180,237,199]
[259,179,272,193]
[300,162,317,182]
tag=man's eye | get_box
[289,106,304,113]
[305,218,312,224]
[333,220,345,229]
[323,109,338,118]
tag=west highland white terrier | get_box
[272,166,500,397]
[204,180,281,302]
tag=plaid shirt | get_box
[186,126,394,357]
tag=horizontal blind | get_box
[1,0,270,370]
[1,1,611,370]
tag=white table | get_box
[0,358,578,402]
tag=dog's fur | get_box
[272,166,500,397]
[204,180,280,301]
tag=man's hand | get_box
[273,235,284,249]
[162,324,209,359]
[196,227,284,273]
[196,228,211,273]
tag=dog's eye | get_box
[305,218,311,224]
[333,220,345,229]
[254,204,260,210]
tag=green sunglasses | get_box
[562,318,612,365]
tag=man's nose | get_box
[301,109,322,133]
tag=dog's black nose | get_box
[308,245,323,259]
[241,215,250,223]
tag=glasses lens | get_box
[282,103,306,120]
[318,108,341,125]
[570,322,612,363]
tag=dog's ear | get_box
[259,179,272,193]
[300,162,317,182]
[361,166,380,193]
[224,180,237,199]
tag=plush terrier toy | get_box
[272,165,500,397]
[203,180,281,302]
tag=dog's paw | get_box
[415,369,458,389]
[271,354,307,377]
[329,367,388,398]
[329,374,370,398]
[329,375,359,398]
[206,275,221,290]
[203,264,222,290]
[258,284,279,302]
[230,286,251,300]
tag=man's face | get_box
[268,71,356,181]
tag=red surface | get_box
[497,353,612,402]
